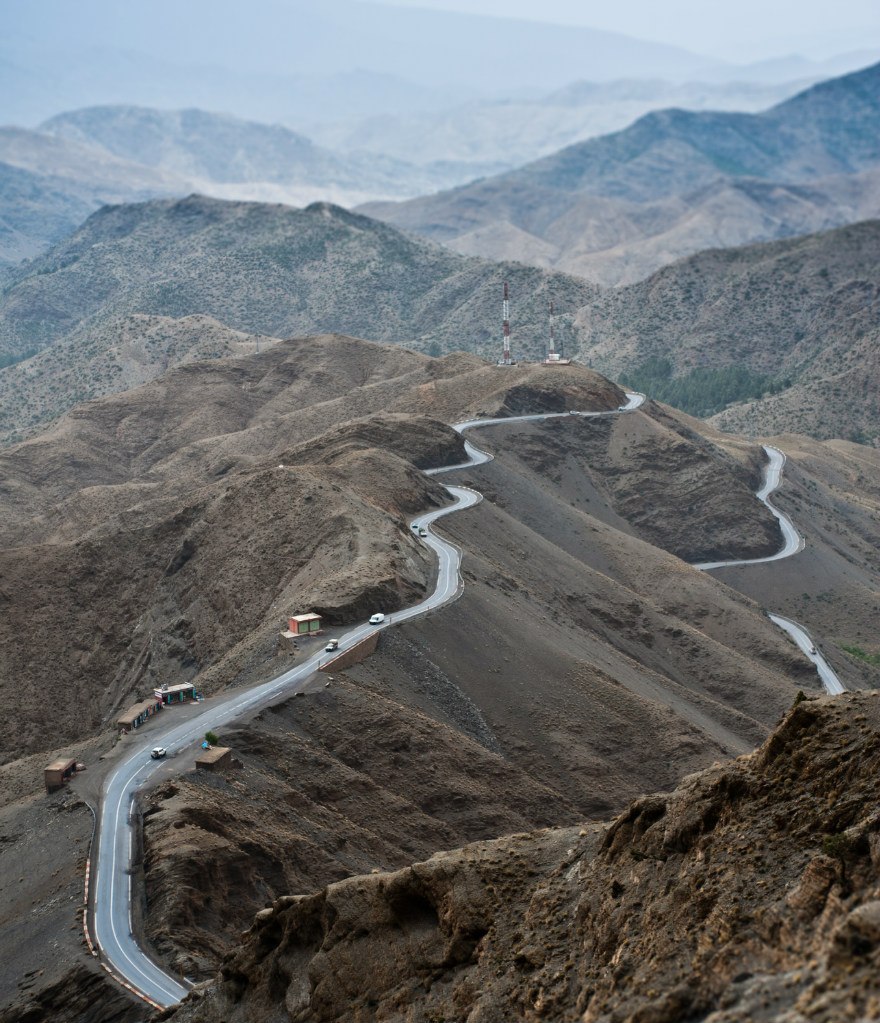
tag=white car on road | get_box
[369,613,386,624]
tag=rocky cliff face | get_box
[169,692,880,1023]
[139,678,581,981]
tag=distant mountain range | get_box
[0,107,505,267]
[305,78,809,170]
[38,106,503,196]
[0,196,599,442]
[1,194,877,446]
[4,61,878,275]
[3,0,720,125]
[362,61,880,285]
[0,74,819,270]
[0,126,183,264]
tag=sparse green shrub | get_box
[822,832,854,861]
[841,644,880,666]
[205,731,220,746]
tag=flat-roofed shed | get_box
[288,613,323,635]
[44,758,77,792]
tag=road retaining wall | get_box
[320,632,379,673]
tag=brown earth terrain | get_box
[366,167,880,288]
[0,340,624,1020]
[128,398,857,981]
[2,340,878,1022]
[140,682,582,981]
[169,691,880,1023]
[0,337,624,762]
[124,395,880,998]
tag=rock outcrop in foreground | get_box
[170,692,880,1023]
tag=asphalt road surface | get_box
[692,444,844,696]
[90,392,846,1008]
[91,393,645,1008]
[768,613,846,695]
[694,446,804,569]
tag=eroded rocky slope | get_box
[132,398,830,983]
[0,338,623,760]
[140,683,581,980]
[170,692,880,1023]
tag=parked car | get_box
[325,639,339,652]
[150,747,167,760]
[369,613,386,624]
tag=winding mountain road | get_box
[92,482,487,1009]
[694,447,804,569]
[767,614,846,695]
[90,389,841,1009]
[90,393,645,1008]
[692,444,843,695]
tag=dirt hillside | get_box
[0,338,623,761]
[169,691,880,1023]
[128,397,851,983]
[3,341,878,1023]
[0,313,282,446]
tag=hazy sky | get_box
[377,0,880,61]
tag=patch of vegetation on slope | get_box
[841,643,880,667]
[619,356,790,417]
[583,218,880,442]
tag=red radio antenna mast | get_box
[500,281,512,365]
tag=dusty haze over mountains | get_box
[1,3,880,1023]
[9,0,853,124]
[362,61,880,284]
